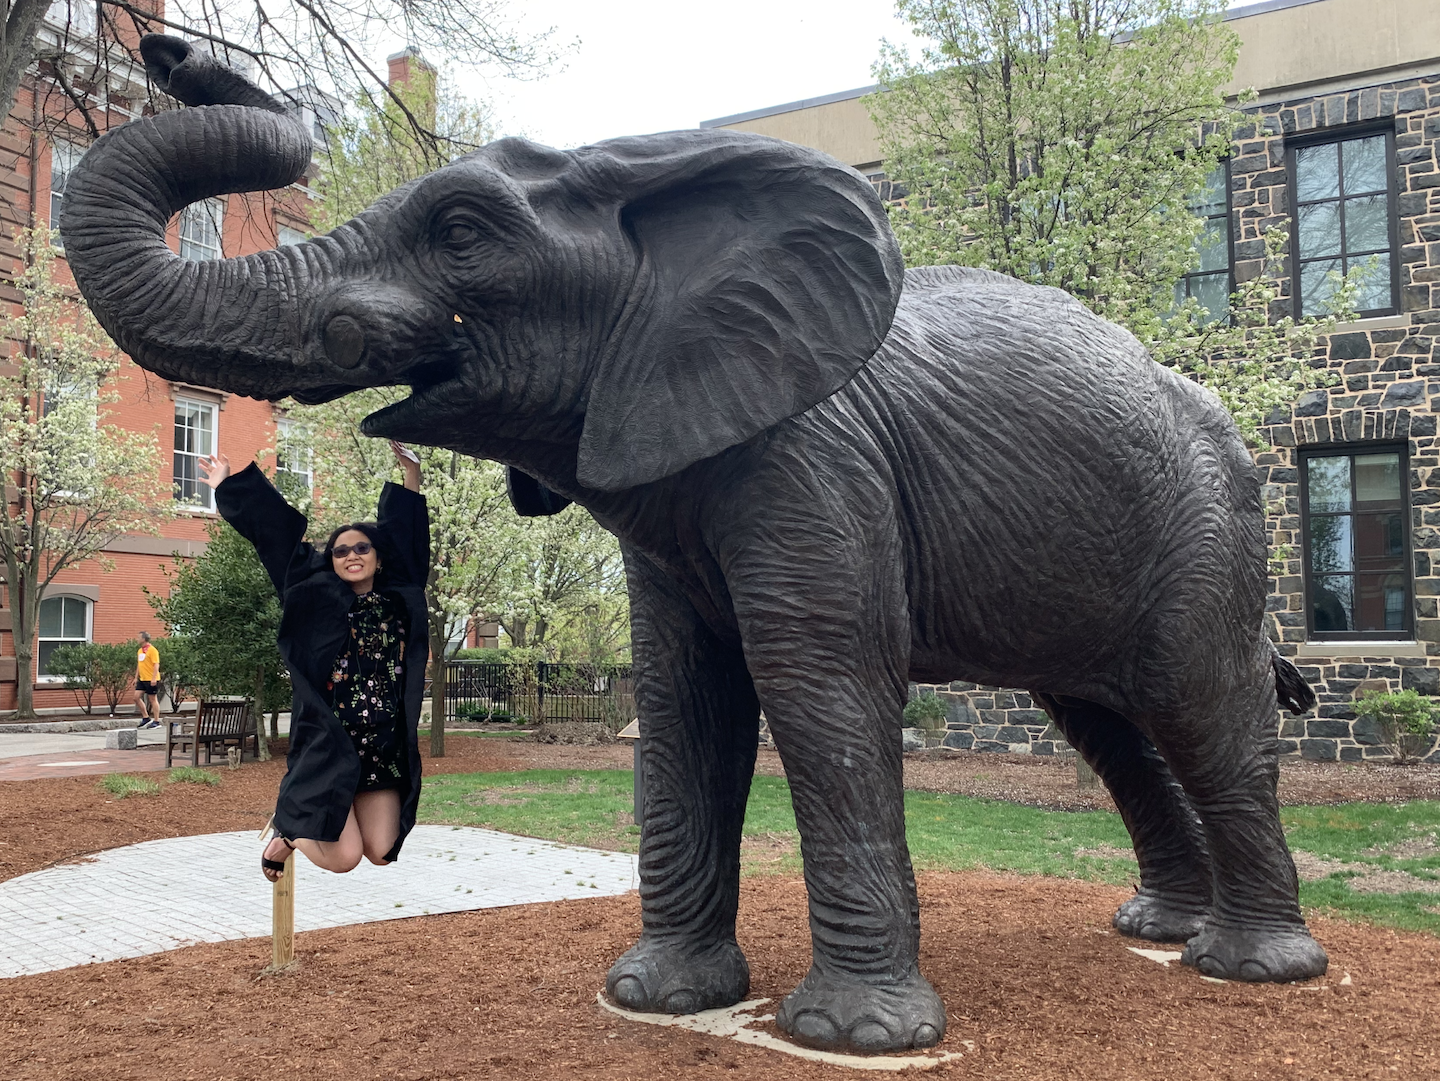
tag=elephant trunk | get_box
[58,38,367,400]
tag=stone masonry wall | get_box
[905,72,1440,764]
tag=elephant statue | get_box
[61,36,1326,1054]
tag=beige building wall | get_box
[704,0,1440,169]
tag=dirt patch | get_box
[1072,844,1137,861]
[1347,870,1440,895]
[1365,833,1440,859]
[5,872,1439,1080]
[533,721,617,745]
[1291,851,1369,881]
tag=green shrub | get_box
[1355,688,1438,764]
[168,767,221,786]
[46,643,98,714]
[903,692,950,733]
[98,773,161,798]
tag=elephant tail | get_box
[1270,643,1316,716]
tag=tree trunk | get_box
[10,560,39,719]
[429,626,447,758]
[253,665,271,761]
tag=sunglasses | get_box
[330,542,374,559]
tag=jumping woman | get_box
[196,442,429,881]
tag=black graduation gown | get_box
[216,463,430,861]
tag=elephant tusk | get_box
[453,313,463,323]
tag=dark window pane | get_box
[1298,201,1342,258]
[1311,575,1353,632]
[36,640,61,676]
[1343,136,1388,195]
[1198,217,1229,272]
[1307,455,1351,513]
[1308,514,1353,574]
[61,596,86,638]
[1352,252,1392,312]
[1345,194,1389,252]
[1356,572,1408,631]
[1353,513,1406,572]
[1301,258,1343,313]
[1296,143,1340,201]
[1191,167,1227,216]
[38,596,61,638]
[1192,273,1229,323]
[1354,453,1401,507]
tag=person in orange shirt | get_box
[134,631,162,729]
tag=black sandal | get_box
[261,835,294,877]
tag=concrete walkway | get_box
[0,826,638,978]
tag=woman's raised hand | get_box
[390,440,421,492]
[197,453,231,489]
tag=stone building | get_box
[705,0,1440,761]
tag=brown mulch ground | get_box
[5,872,1439,1080]
[6,737,1440,1079]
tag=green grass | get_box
[418,768,1440,935]
[168,766,221,786]
[97,773,161,798]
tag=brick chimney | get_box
[387,47,435,92]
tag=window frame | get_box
[1286,124,1400,319]
[48,138,83,245]
[35,594,93,682]
[273,416,312,493]
[173,395,218,511]
[1298,440,1414,642]
[1175,160,1235,323]
[179,197,225,261]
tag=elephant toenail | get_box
[792,1012,839,1047]
[849,1021,891,1051]
[664,990,699,1014]
[913,1023,941,1048]
[1239,960,1270,981]
[611,976,646,1009]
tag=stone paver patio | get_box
[0,826,638,978]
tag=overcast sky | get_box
[448,0,916,150]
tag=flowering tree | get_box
[0,230,169,717]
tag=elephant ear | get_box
[506,468,573,517]
[575,131,904,492]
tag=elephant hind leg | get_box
[1034,692,1212,942]
[1131,656,1327,983]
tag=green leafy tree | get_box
[147,517,288,760]
[870,0,1358,439]
[0,229,170,718]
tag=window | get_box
[274,416,312,493]
[46,0,96,36]
[174,397,216,509]
[37,595,91,679]
[49,139,82,244]
[1175,164,1232,324]
[1300,445,1411,639]
[179,198,224,261]
[276,224,306,247]
[1289,131,1397,317]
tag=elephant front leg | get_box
[730,533,945,1053]
[605,549,758,1014]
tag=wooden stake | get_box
[267,852,296,972]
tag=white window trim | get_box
[179,197,225,261]
[174,395,218,511]
[274,416,313,493]
[35,594,93,683]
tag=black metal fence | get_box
[444,661,635,729]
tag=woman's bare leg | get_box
[280,808,365,874]
[353,789,402,865]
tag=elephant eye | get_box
[439,220,480,248]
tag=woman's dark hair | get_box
[323,522,389,584]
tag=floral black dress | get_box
[328,590,408,793]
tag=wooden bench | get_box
[166,696,256,767]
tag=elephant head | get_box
[61,35,904,495]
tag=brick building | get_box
[705,0,1440,761]
[0,2,316,713]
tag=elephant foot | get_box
[1180,923,1328,982]
[775,967,946,1054]
[605,936,749,1014]
[1113,890,1209,942]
